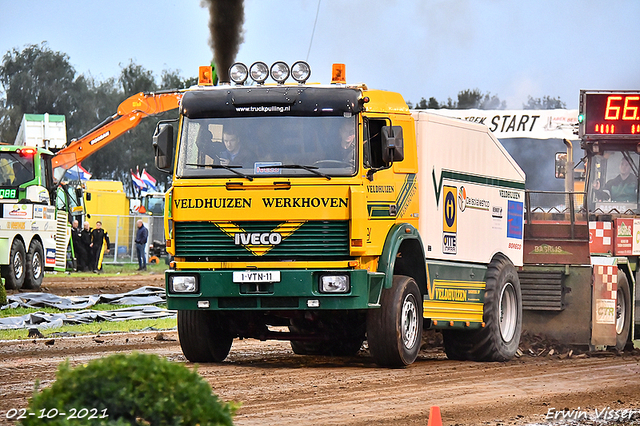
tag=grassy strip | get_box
[0,317,177,341]
[48,261,169,278]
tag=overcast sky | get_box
[1,0,638,109]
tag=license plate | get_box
[233,271,281,283]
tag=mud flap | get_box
[591,264,617,347]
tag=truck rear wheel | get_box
[178,310,233,363]
[24,240,44,290]
[615,272,631,351]
[367,275,422,367]
[443,254,522,361]
[2,239,26,290]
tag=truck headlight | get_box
[270,61,290,84]
[250,62,269,84]
[169,275,198,293]
[229,62,248,85]
[291,61,311,83]
[319,274,350,293]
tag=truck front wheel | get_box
[178,310,233,363]
[24,240,44,290]
[367,275,423,367]
[443,253,522,361]
[2,239,26,290]
[615,272,631,351]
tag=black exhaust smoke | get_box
[201,0,245,83]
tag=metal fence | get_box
[84,214,165,264]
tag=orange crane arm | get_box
[52,90,183,170]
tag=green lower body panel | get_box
[166,269,384,311]
[423,260,488,327]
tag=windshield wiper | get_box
[279,164,331,180]
[186,163,253,181]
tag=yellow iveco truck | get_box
[156,62,526,367]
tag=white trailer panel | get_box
[413,111,526,266]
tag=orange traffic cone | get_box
[427,405,443,426]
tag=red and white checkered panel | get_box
[595,264,618,300]
[589,221,613,254]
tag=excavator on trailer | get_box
[52,90,184,176]
[1,89,184,289]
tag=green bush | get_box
[0,278,6,305]
[22,353,236,426]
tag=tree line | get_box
[408,89,566,110]
[0,43,196,192]
[0,43,567,192]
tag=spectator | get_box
[71,220,88,272]
[80,221,93,272]
[135,219,149,271]
[90,221,110,273]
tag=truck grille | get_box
[175,220,350,260]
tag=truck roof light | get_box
[270,61,290,84]
[291,61,311,83]
[17,147,36,157]
[331,63,346,84]
[229,63,248,85]
[198,66,214,86]
[250,62,269,84]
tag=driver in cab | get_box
[594,158,638,202]
[218,131,256,167]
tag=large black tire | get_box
[2,239,26,290]
[178,310,233,363]
[443,254,522,361]
[367,275,423,367]
[24,239,44,290]
[615,272,631,351]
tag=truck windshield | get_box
[0,152,35,187]
[175,116,357,179]
[589,150,640,213]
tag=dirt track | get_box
[2,274,640,425]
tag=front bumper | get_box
[166,269,385,311]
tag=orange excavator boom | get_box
[52,90,183,171]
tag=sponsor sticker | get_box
[442,186,457,254]
[507,200,523,239]
[595,299,616,324]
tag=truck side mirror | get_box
[153,123,174,172]
[381,126,404,164]
[555,152,567,179]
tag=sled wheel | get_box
[367,275,422,367]
[24,240,44,290]
[178,310,233,363]
[615,272,631,351]
[2,239,26,290]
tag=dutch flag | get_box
[140,169,157,192]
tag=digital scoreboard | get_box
[579,90,640,139]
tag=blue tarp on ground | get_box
[0,286,175,330]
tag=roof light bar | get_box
[228,61,313,85]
